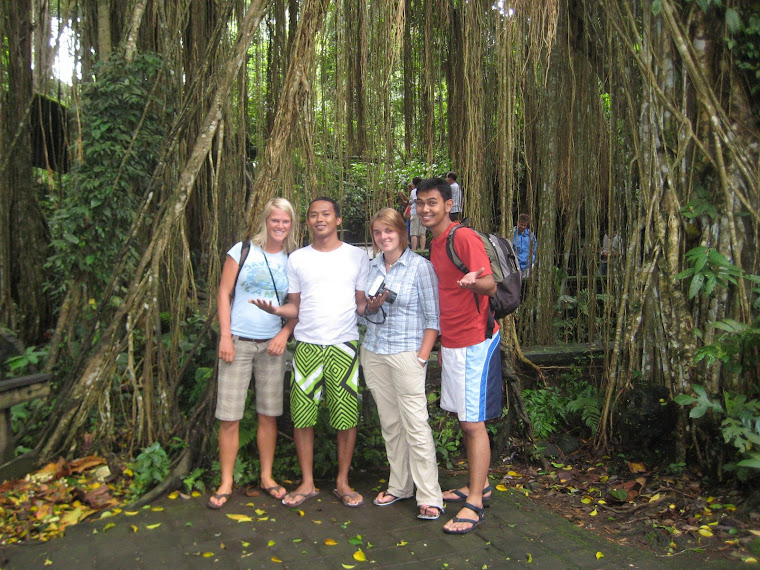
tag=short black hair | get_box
[309,196,341,218]
[412,176,422,186]
[446,171,457,181]
[416,177,451,201]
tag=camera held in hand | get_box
[367,275,397,304]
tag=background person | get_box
[513,213,537,278]
[408,176,426,251]
[208,197,298,509]
[358,208,444,521]
[445,172,462,222]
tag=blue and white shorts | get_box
[440,332,503,422]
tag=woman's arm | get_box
[217,255,239,363]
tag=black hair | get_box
[412,176,422,186]
[416,177,452,201]
[446,171,457,181]
[309,196,341,218]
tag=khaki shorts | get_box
[410,215,425,236]
[215,336,286,421]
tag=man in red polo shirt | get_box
[416,177,502,535]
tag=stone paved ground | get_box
[0,474,720,569]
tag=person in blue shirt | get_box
[358,207,444,521]
[513,213,537,278]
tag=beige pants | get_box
[360,348,443,508]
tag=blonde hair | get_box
[369,207,409,254]
[250,197,297,253]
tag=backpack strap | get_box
[230,241,251,304]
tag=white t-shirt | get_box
[287,243,370,345]
[409,188,418,217]
[228,242,288,339]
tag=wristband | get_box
[417,357,427,365]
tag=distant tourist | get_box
[446,172,462,222]
[513,213,537,278]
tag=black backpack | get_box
[445,224,522,337]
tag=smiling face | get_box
[265,207,292,248]
[416,188,452,238]
[371,221,403,257]
[307,199,341,240]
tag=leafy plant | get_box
[182,467,206,494]
[675,385,760,480]
[3,345,48,377]
[433,416,462,469]
[128,442,170,496]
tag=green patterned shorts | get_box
[290,341,359,430]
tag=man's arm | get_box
[457,268,496,296]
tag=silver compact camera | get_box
[367,275,397,303]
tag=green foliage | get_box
[675,385,760,480]
[523,371,603,440]
[432,416,463,469]
[523,386,566,440]
[182,467,207,494]
[3,345,47,377]
[675,246,745,299]
[680,187,718,221]
[129,442,170,496]
[48,52,168,293]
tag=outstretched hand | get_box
[250,298,278,314]
[457,267,485,290]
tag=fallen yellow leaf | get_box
[580,497,592,504]
[103,522,115,531]
[353,550,367,561]
[743,557,757,563]
[313,520,323,524]
[44,560,53,566]
[271,557,282,563]
[507,471,519,477]
[258,516,269,521]
[698,528,713,537]
[649,493,660,502]
[202,552,214,558]
[297,509,305,516]
[191,491,201,497]
[396,540,408,546]
[590,508,598,516]
[131,525,138,533]
[255,509,266,515]
[526,553,533,563]
[241,540,250,547]
[124,511,139,516]
[146,523,162,529]
[495,484,508,491]
[226,514,253,522]
[596,552,604,559]
[342,565,356,569]
[151,506,164,512]
[267,540,275,547]
[168,491,179,499]
[325,539,338,546]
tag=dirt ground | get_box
[481,441,760,565]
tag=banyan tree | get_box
[1,0,758,480]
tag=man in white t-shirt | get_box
[254,197,369,509]
[446,171,462,222]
